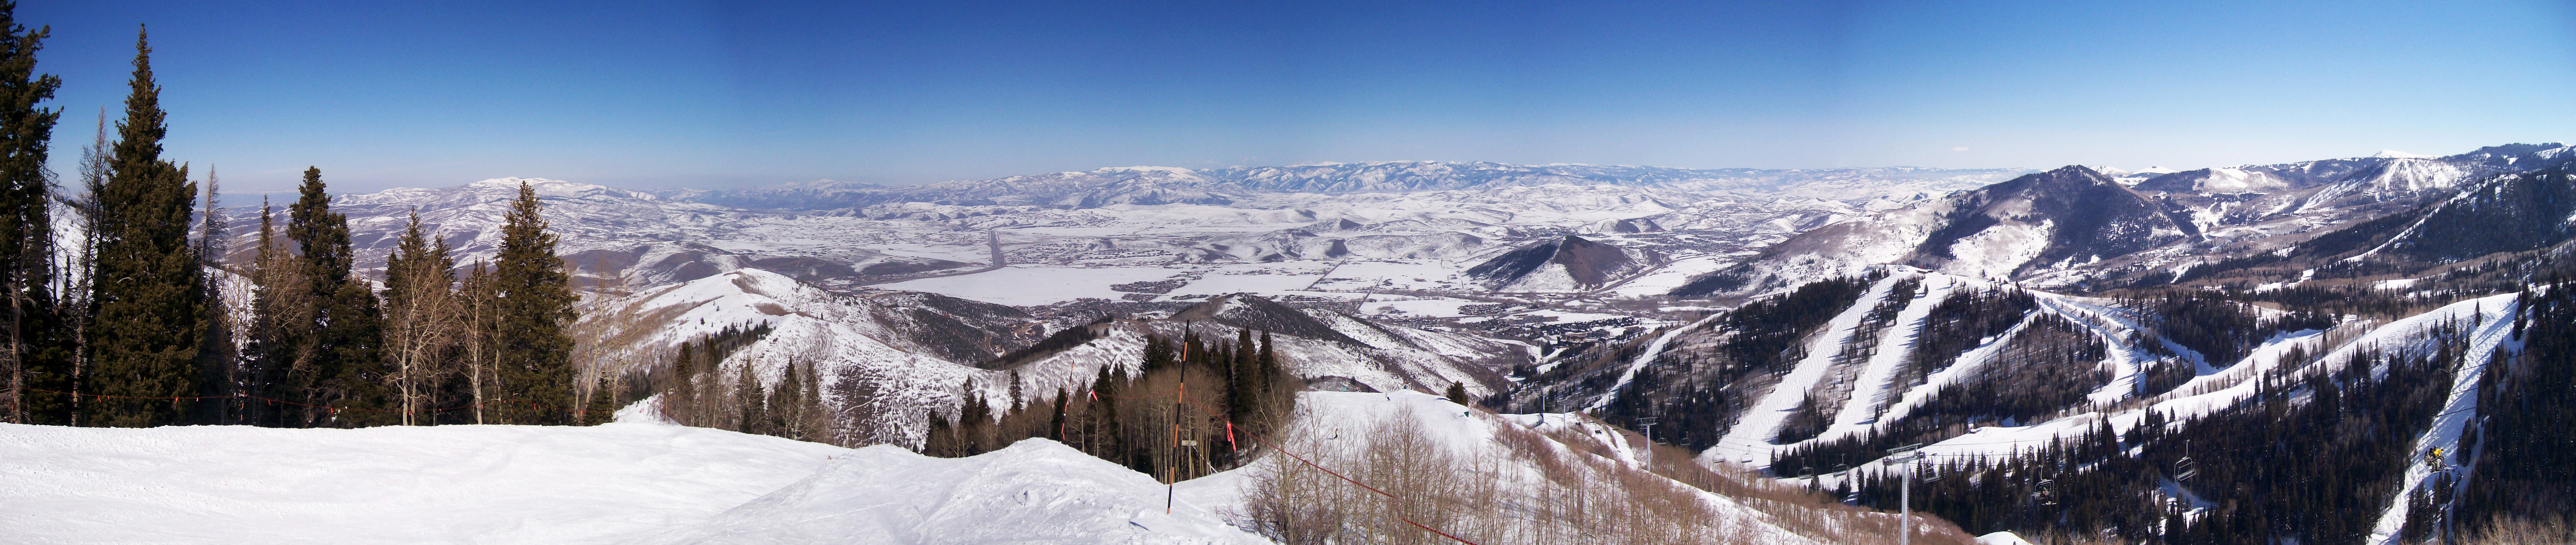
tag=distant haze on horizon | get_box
[19,0,2576,194]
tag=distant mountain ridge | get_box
[1674,143,2576,298]
[666,162,2032,212]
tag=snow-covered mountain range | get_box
[1669,143,2576,298]
[161,144,2576,544]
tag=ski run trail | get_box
[2362,293,2520,545]
[1584,312,1723,412]
[1701,272,1908,467]
[1671,274,2521,543]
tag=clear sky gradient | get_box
[19,1,2576,194]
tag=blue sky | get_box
[19,1,2576,194]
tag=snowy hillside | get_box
[1673,166,2192,298]
[1463,234,1666,293]
[1669,144,2576,297]
[584,269,1533,446]
[1181,391,1979,544]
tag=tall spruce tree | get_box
[489,181,575,424]
[285,167,385,425]
[88,26,203,427]
[0,0,57,424]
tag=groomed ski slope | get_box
[0,405,1259,544]
[1700,273,1905,466]
[1770,289,2524,545]
[2363,292,2521,545]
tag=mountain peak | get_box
[2043,165,2105,177]
[1463,234,1661,291]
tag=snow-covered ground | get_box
[1183,391,1896,545]
[2,392,1939,545]
[0,411,1261,544]
[0,416,847,544]
[876,264,1189,305]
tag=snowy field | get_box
[1602,252,1735,298]
[1358,296,1486,318]
[1153,262,1341,301]
[872,261,1393,306]
[1308,260,1472,292]
[874,265,1188,305]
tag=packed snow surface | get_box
[0,416,1258,544]
[0,420,841,544]
[640,440,1261,544]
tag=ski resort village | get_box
[7,2,2576,544]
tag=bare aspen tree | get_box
[380,210,457,425]
[566,256,655,423]
[58,109,108,426]
[460,260,494,424]
[247,200,319,426]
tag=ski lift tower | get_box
[1886,444,1926,545]
[1637,416,1658,446]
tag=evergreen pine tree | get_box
[1007,369,1024,413]
[735,362,762,434]
[489,181,576,424]
[797,361,819,439]
[0,0,58,425]
[667,342,695,424]
[959,383,990,454]
[1049,386,1068,440]
[1225,329,1255,430]
[87,27,203,428]
[1141,333,1173,372]
[581,375,613,426]
[285,167,387,426]
[770,360,801,438]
